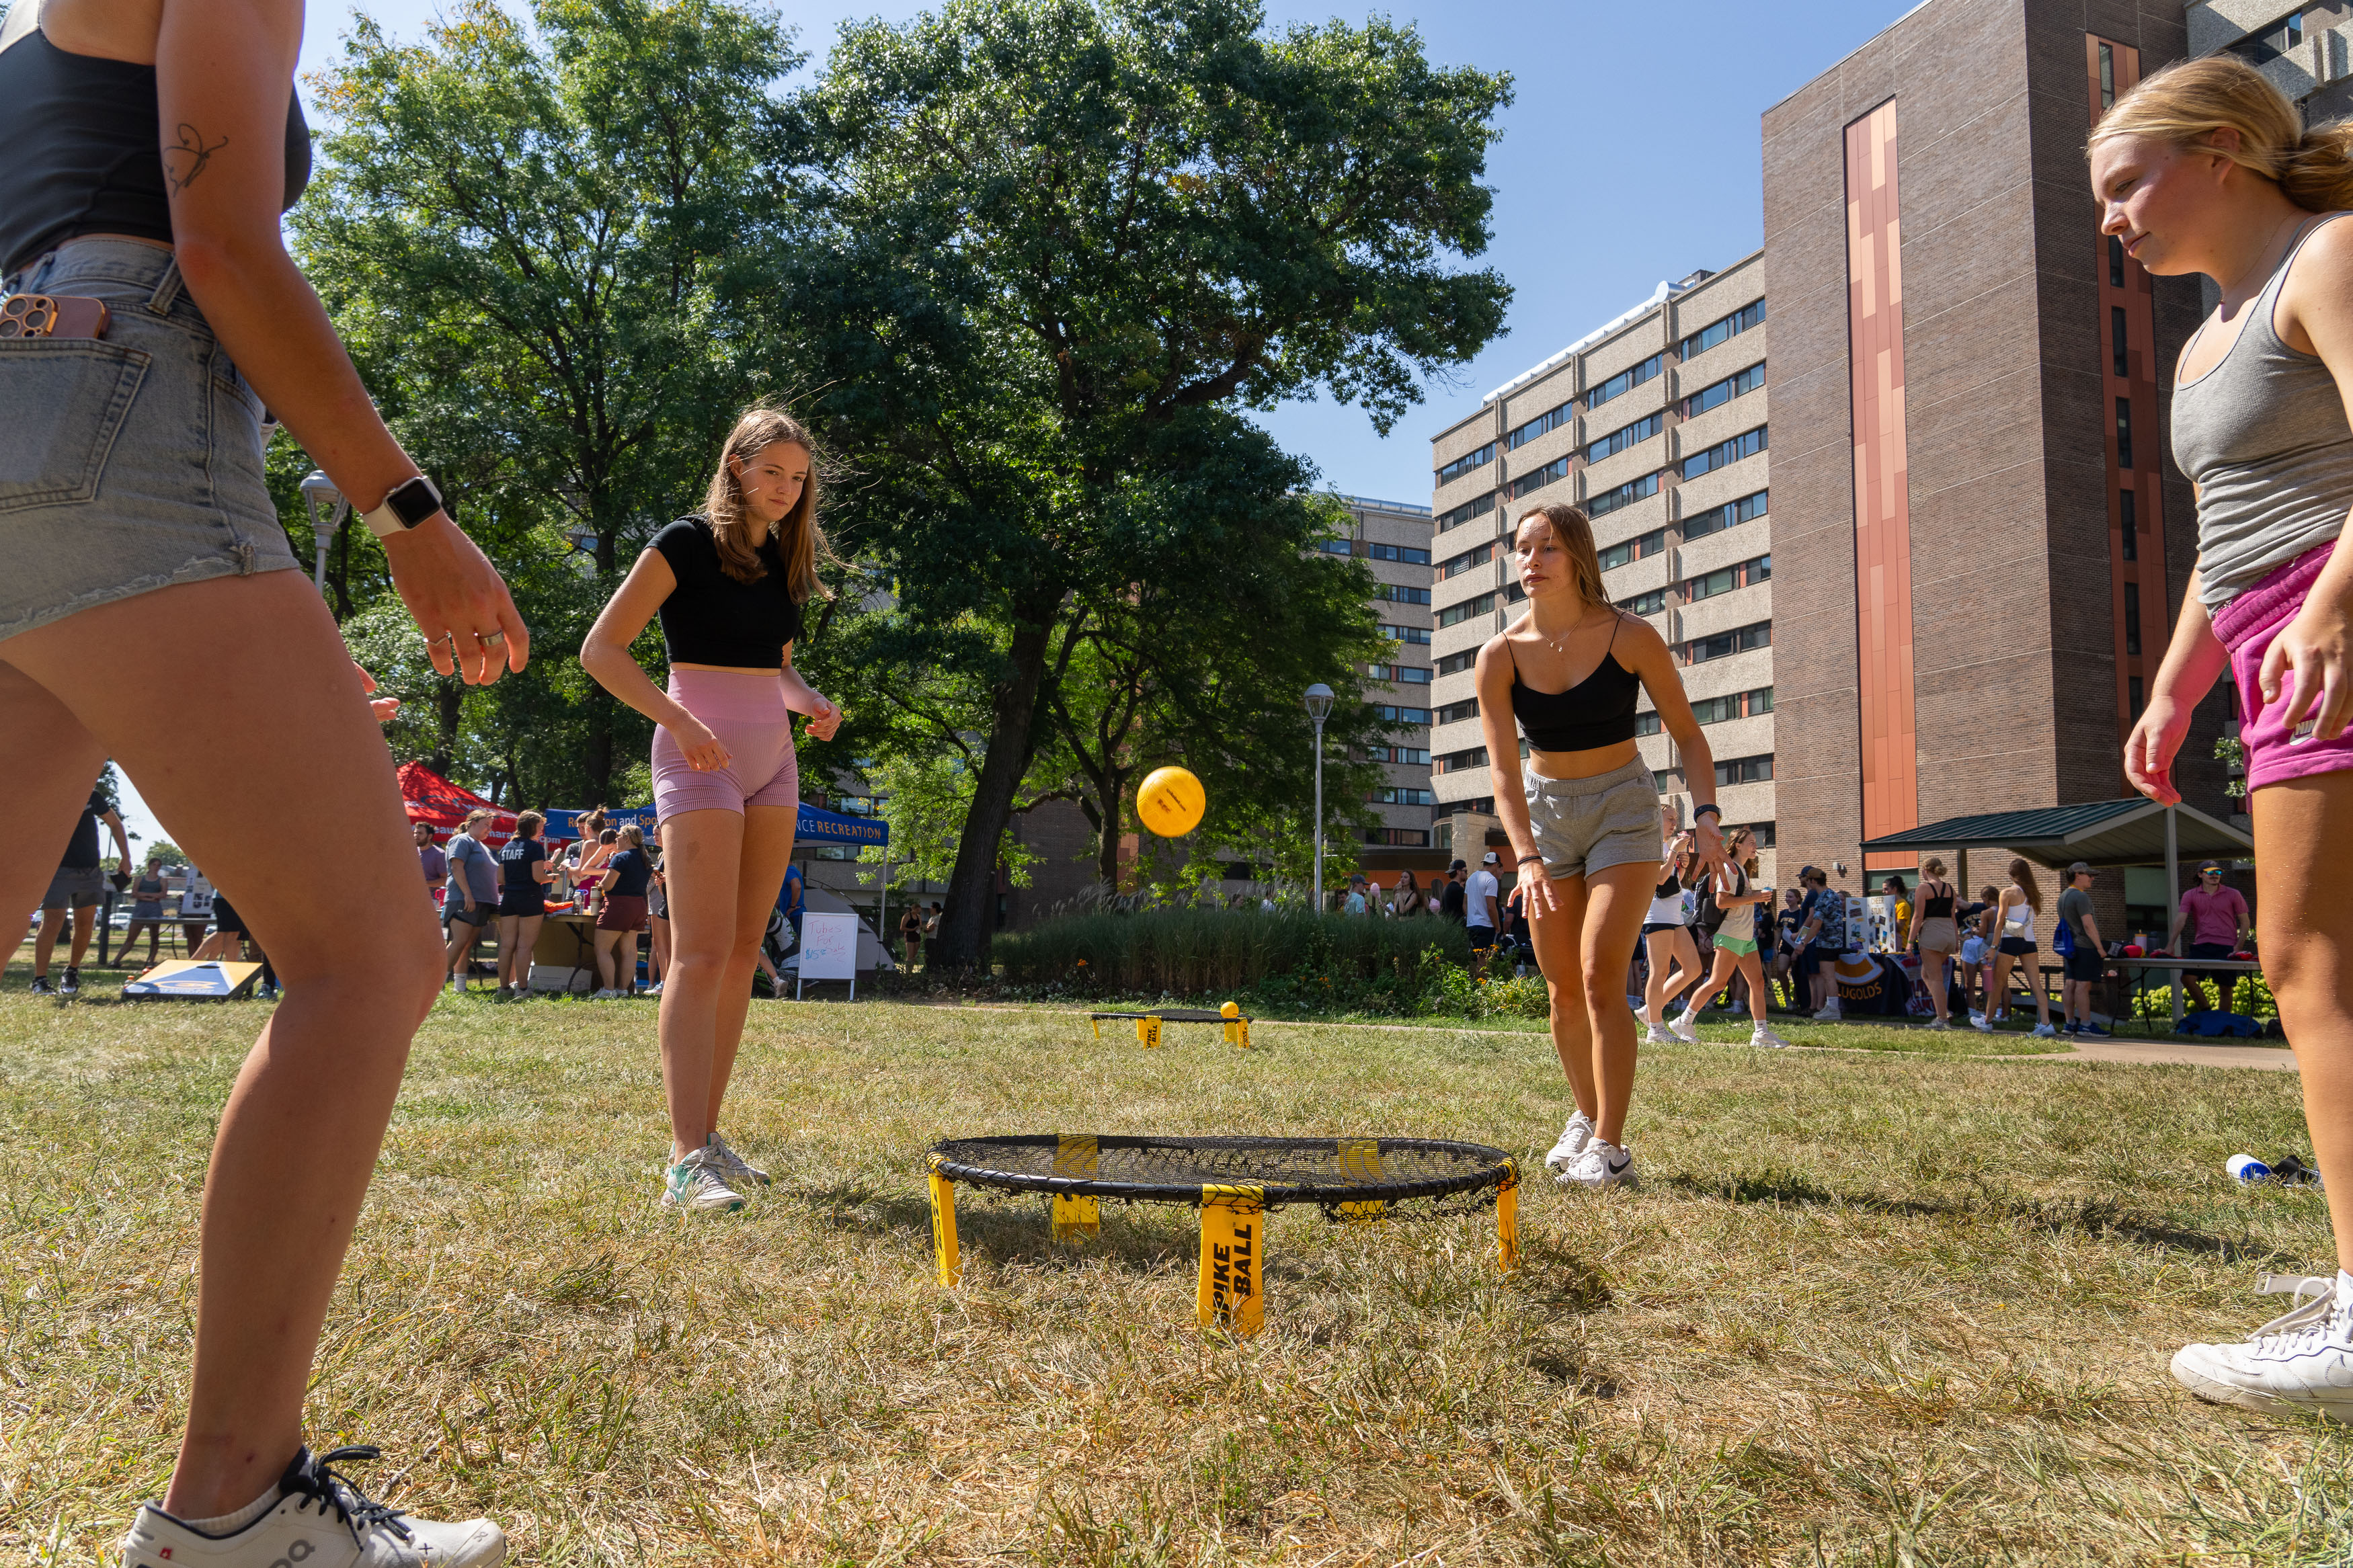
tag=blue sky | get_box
[122,0,1917,856]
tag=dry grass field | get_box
[3,977,2347,1565]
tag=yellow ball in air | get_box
[1136,766,1206,837]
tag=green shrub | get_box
[1480,971,1551,1020]
[995,908,1471,1005]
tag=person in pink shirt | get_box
[2171,861,2254,1007]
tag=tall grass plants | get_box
[995,907,1472,1013]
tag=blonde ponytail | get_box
[2091,54,2353,212]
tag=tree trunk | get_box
[430,683,463,776]
[1094,767,1129,891]
[586,686,614,806]
[932,606,1060,970]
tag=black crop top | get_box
[0,27,312,277]
[649,516,803,670]
[1508,618,1642,751]
[1919,883,1955,919]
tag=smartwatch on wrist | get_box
[360,474,444,539]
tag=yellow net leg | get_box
[1091,1018,1101,1041]
[1138,1016,1162,1048]
[1224,1019,1252,1049]
[1197,1184,1266,1337]
[1050,1134,1101,1243]
[928,1167,961,1288]
[1336,1137,1388,1223]
[1497,1161,1520,1274]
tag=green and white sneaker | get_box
[120,1444,504,1567]
[709,1132,772,1187]
[662,1147,746,1212]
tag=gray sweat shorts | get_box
[1523,756,1661,880]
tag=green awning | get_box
[1858,798,2251,870]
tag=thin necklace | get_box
[2223,212,2301,303]
[1540,606,1606,657]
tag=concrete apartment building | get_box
[1427,255,1778,884]
[1324,495,1442,884]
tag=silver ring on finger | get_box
[479,630,506,647]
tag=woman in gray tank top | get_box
[2093,55,2353,1421]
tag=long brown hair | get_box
[1515,502,1608,611]
[702,405,834,600]
[2091,55,2353,212]
[2007,857,2041,913]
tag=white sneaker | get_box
[1544,1112,1595,1172]
[2032,1022,2059,1038]
[1749,1026,1789,1049]
[1925,1017,1951,1031]
[1643,1022,1676,1046]
[2173,1273,2353,1421]
[591,989,619,1000]
[120,1444,505,1567]
[1972,1014,1994,1032]
[1812,1000,1842,1022]
[1556,1138,1636,1190]
[660,1147,746,1212]
[1665,1005,1701,1043]
[709,1132,772,1186]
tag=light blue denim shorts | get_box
[0,239,298,643]
[1523,755,1661,880]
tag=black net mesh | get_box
[928,1134,1515,1208]
[1088,1009,1242,1023]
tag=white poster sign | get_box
[796,911,861,999]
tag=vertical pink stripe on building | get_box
[1845,101,1919,867]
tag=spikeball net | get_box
[924,1134,1521,1336]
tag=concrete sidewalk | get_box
[2005,1037,2297,1071]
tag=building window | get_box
[2120,488,2138,563]
[1586,354,1663,410]
[1436,443,1494,485]
[1678,299,1765,362]
[1681,362,1767,420]
[1599,528,1667,571]
[1619,587,1667,616]
[1379,623,1433,644]
[1441,540,1494,579]
[1367,745,1432,765]
[1437,592,1497,628]
[2231,11,2305,65]
[1688,686,1773,725]
[2115,397,2133,468]
[1714,755,1773,786]
[2124,581,2142,656]
[1684,621,1772,663]
[2112,306,2128,378]
[1682,425,1767,481]
[1435,697,1480,725]
[1318,536,1355,556]
[1365,827,1433,847]
[1588,470,1663,518]
[1372,703,1431,727]
[1683,554,1771,604]
[2099,41,2116,109]
[1505,399,1574,451]
[1369,786,1437,807]
[1376,583,1432,605]
[1366,542,1431,565]
[2130,676,2145,718]
[1506,454,1570,501]
[1587,411,1663,464]
[1437,492,1495,533]
[1745,821,1778,848]
[2109,235,2125,288]
[1434,747,1488,773]
[1437,648,1478,676]
[1683,488,1768,542]
[1372,663,1433,685]
[1634,710,1663,736]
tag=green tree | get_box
[294,0,805,804]
[795,0,1510,966]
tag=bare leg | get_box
[2249,778,2353,1262]
[1737,947,1768,1026]
[1923,952,1951,1022]
[619,931,638,994]
[1527,873,1595,1118]
[1,571,445,1518]
[1644,925,1702,1022]
[1580,864,1654,1147]
[443,917,475,983]
[33,905,72,977]
[649,916,670,983]
[708,807,796,1134]
[69,904,98,967]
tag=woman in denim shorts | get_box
[2,0,523,1557]
[1475,502,1728,1193]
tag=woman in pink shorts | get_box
[582,407,842,1213]
[2095,56,2353,1416]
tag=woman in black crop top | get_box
[3,0,528,1557]
[1474,501,1730,1194]
[581,405,843,1216]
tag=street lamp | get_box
[299,471,348,597]
[1304,683,1334,912]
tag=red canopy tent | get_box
[397,762,517,845]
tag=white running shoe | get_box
[660,1148,746,1212]
[2032,1022,2059,1038]
[2172,1273,2353,1421]
[592,989,619,1000]
[120,1444,505,1567]
[709,1132,772,1187]
[1972,1013,1994,1032]
[1665,1005,1701,1044]
[1643,1022,1676,1046]
[1812,999,1842,1022]
[1557,1137,1636,1190]
[1925,1017,1951,1031]
[1544,1112,1595,1172]
[1749,1025,1789,1048]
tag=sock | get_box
[182,1482,282,1537]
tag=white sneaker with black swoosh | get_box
[120,1444,505,1567]
[1557,1137,1636,1190]
[2172,1272,2353,1421]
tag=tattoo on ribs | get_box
[163,124,230,192]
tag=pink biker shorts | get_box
[2215,540,2353,791]
[651,668,799,818]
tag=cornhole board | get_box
[121,960,263,1001]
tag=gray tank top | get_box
[2173,214,2353,610]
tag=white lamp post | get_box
[1304,683,1334,912]
[299,471,348,597]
